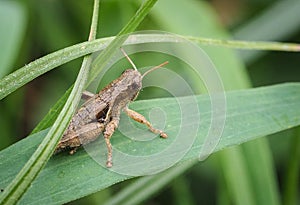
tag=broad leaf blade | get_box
[0,83,299,204]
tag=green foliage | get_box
[0,0,299,204]
[1,83,300,204]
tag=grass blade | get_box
[0,83,299,204]
[0,1,100,203]
[1,34,299,101]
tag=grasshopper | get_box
[55,49,168,167]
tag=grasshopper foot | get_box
[159,131,168,138]
[106,161,113,168]
[69,148,77,155]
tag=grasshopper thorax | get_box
[117,69,142,102]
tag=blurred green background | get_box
[0,0,299,204]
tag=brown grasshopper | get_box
[55,49,168,167]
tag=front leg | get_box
[103,117,120,168]
[123,107,167,138]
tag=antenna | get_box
[120,48,137,70]
[142,61,169,78]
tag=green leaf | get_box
[1,34,298,101]
[103,160,197,205]
[0,1,27,78]
[152,1,281,205]
[0,0,160,204]
[145,1,273,205]
[0,83,299,204]
[0,1,100,204]
[31,87,72,134]
[282,127,300,205]
[234,0,300,62]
